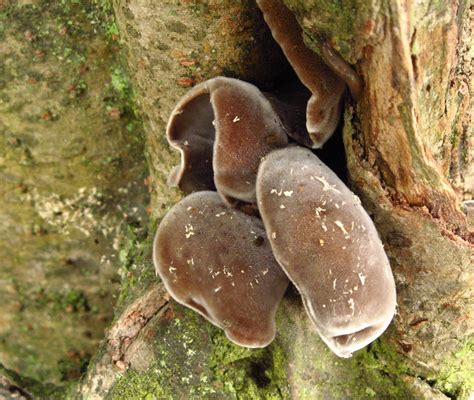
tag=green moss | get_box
[108,369,173,399]
[110,66,130,99]
[205,332,289,399]
[108,314,290,399]
[351,338,412,398]
[114,219,156,313]
[435,337,474,399]
[12,282,91,313]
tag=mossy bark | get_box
[0,0,147,390]
[73,0,472,399]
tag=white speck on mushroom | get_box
[222,319,231,328]
[184,224,195,238]
[214,286,222,293]
[223,265,233,277]
[319,239,325,246]
[186,257,194,266]
[333,278,337,290]
[358,272,366,285]
[283,190,293,197]
[233,116,240,122]
[169,266,176,273]
[348,298,355,315]
[262,268,269,275]
[280,204,286,209]
[271,231,277,239]
[321,222,328,232]
[315,207,326,217]
[314,176,342,194]
[215,211,226,217]
[335,221,351,239]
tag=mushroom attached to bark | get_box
[256,147,396,357]
[256,0,346,148]
[166,77,289,206]
[153,191,289,348]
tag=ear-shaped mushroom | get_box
[167,77,289,206]
[153,191,289,348]
[256,147,396,357]
[256,0,346,148]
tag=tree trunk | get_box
[0,0,147,390]
[1,0,471,399]
[75,0,473,399]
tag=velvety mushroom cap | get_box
[256,0,346,148]
[166,77,288,205]
[153,191,289,348]
[256,147,396,357]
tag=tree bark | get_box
[74,0,473,399]
[0,0,147,388]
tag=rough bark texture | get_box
[286,0,474,394]
[73,0,472,399]
[0,0,147,388]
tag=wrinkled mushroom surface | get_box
[167,77,288,205]
[256,147,396,357]
[256,0,345,148]
[153,191,289,348]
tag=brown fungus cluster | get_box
[153,1,396,357]
[256,147,396,357]
[154,191,289,348]
[167,77,289,207]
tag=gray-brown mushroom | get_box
[153,191,289,348]
[256,147,396,357]
[166,77,289,206]
[256,0,346,148]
